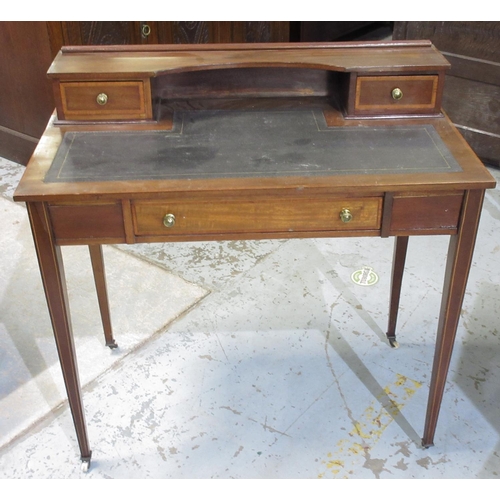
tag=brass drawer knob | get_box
[163,213,176,228]
[391,87,403,101]
[96,93,108,106]
[339,208,353,223]
[141,24,151,38]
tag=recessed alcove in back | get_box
[152,66,344,115]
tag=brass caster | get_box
[421,439,434,449]
[81,458,91,472]
[388,338,399,349]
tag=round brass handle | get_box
[141,24,151,38]
[339,208,353,223]
[163,213,176,228]
[96,93,108,106]
[391,87,403,101]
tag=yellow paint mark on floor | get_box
[318,373,422,478]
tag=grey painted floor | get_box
[0,155,499,479]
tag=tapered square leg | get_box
[88,245,117,349]
[387,235,409,348]
[422,189,485,447]
[27,202,92,466]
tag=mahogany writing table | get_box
[13,41,496,470]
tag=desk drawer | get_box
[59,81,151,121]
[354,75,439,116]
[133,197,382,236]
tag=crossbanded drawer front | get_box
[354,75,439,115]
[133,197,382,236]
[59,81,149,121]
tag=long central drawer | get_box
[132,197,382,236]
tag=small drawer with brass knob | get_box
[353,75,440,116]
[58,80,152,121]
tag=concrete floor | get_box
[0,155,499,479]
